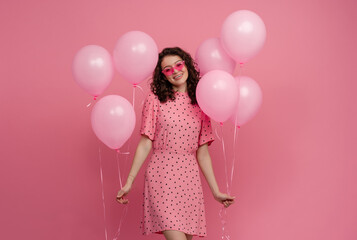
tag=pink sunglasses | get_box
[161,61,185,76]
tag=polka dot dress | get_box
[140,91,214,237]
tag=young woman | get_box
[116,47,235,240]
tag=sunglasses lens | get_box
[175,62,184,71]
[162,68,173,76]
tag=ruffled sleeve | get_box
[140,92,158,141]
[198,112,215,146]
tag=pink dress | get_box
[140,91,214,237]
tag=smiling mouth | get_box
[173,73,183,80]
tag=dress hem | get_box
[143,228,207,238]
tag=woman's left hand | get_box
[214,192,236,208]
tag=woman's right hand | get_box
[116,183,132,204]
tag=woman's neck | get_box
[173,84,187,93]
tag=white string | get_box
[214,122,222,141]
[219,207,230,240]
[220,124,230,195]
[135,84,145,108]
[230,63,243,191]
[113,205,128,240]
[98,147,108,240]
[112,151,129,239]
[218,123,231,240]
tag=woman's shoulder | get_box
[144,91,160,104]
[196,105,211,120]
[146,91,158,100]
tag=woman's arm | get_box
[116,135,152,204]
[197,143,235,208]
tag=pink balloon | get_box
[196,70,239,123]
[221,10,266,64]
[231,76,263,127]
[195,38,236,75]
[72,45,113,98]
[91,95,136,150]
[113,31,158,85]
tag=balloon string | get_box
[220,124,230,195]
[116,151,124,188]
[214,122,222,141]
[112,151,129,239]
[132,84,145,109]
[86,100,94,108]
[116,149,130,155]
[219,206,230,240]
[98,147,108,240]
[232,64,243,126]
[122,139,131,183]
[230,63,243,189]
[135,85,145,107]
[239,63,244,76]
[132,85,136,110]
[113,205,128,240]
[86,96,97,108]
[231,124,240,192]
[219,124,231,240]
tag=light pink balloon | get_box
[91,95,136,150]
[72,45,113,98]
[113,31,158,85]
[195,38,236,75]
[221,10,266,64]
[231,76,263,127]
[196,70,239,123]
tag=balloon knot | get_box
[116,149,120,153]
[220,122,223,126]
[237,125,241,129]
[133,84,137,88]
[94,96,97,100]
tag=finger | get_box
[225,196,236,200]
[224,200,233,208]
[116,197,128,204]
[117,190,124,198]
[119,199,128,204]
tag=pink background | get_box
[1,0,356,239]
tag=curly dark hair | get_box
[150,47,200,105]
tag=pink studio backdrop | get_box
[1,0,356,239]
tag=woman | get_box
[117,47,235,240]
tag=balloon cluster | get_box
[72,10,266,150]
[72,31,158,150]
[196,10,265,127]
[195,12,266,239]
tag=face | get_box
[161,55,188,92]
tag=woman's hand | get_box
[116,183,132,204]
[214,192,236,208]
